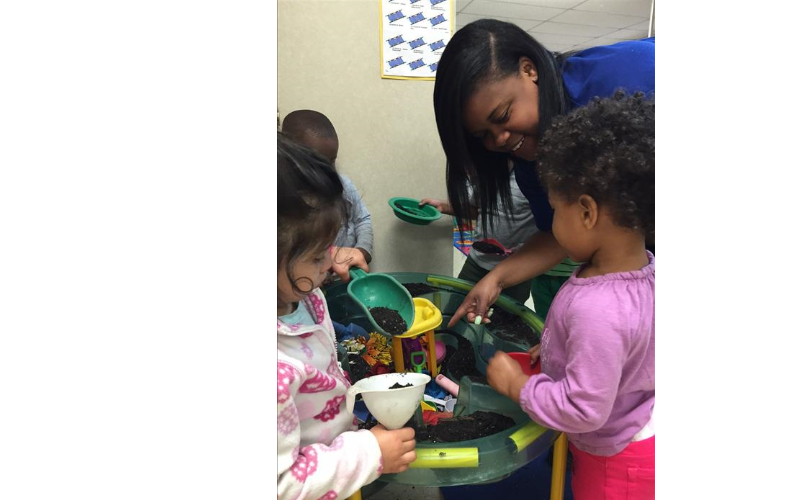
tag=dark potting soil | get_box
[388,382,413,389]
[471,240,506,254]
[359,411,515,443]
[466,373,489,385]
[347,353,371,383]
[413,411,517,443]
[486,307,538,346]
[438,345,456,375]
[403,282,437,297]
[369,307,407,335]
[439,331,482,382]
[397,205,425,216]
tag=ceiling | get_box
[455,0,654,53]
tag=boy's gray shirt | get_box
[334,174,373,257]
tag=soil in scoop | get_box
[389,382,413,389]
[413,411,517,443]
[369,307,407,335]
[486,307,538,346]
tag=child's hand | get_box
[330,246,369,282]
[487,351,529,403]
[369,425,417,474]
[528,344,541,364]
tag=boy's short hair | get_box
[281,110,338,142]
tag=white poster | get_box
[380,0,454,80]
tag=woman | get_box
[434,19,654,325]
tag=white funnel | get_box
[346,373,431,430]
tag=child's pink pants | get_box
[569,436,655,500]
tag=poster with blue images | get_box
[381,0,453,80]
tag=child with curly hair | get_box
[486,91,655,500]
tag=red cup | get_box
[508,352,541,375]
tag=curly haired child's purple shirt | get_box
[520,252,655,456]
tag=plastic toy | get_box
[347,268,415,335]
[345,372,431,429]
[388,197,442,225]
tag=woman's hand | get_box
[447,273,503,327]
[419,198,453,216]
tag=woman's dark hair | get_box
[277,132,346,293]
[433,19,565,231]
[537,91,655,243]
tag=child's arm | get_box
[517,303,628,434]
[448,231,567,327]
[342,176,373,263]
[277,362,383,500]
[352,207,373,264]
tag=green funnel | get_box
[347,268,415,335]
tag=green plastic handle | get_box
[349,268,368,280]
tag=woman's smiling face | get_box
[462,57,541,161]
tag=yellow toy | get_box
[390,297,442,377]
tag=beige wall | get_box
[278,0,453,277]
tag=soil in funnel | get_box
[389,382,413,389]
